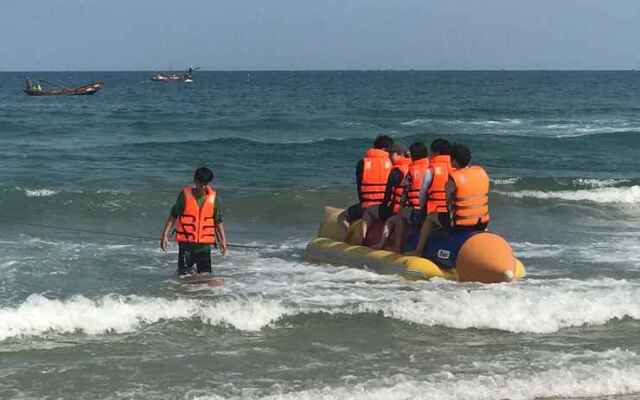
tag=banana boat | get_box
[304,207,525,283]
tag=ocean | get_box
[1,71,639,400]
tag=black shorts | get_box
[346,203,364,222]
[377,205,394,221]
[409,209,426,226]
[437,212,451,228]
[178,244,212,275]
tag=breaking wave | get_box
[495,185,640,204]
[0,294,292,341]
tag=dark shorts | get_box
[178,244,212,275]
[406,209,426,227]
[408,210,449,229]
[437,212,451,228]
[346,203,364,222]
[377,205,394,221]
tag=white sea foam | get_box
[572,178,630,188]
[22,188,58,197]
[504,238,640,264]
[194,350,640,400]
[0,294,291,341]
[217,250,640,334]
[470,118,523,126]
[553,127,640,138]
[544,120,640,138]
[4,234,640,341]
[351,278,640,334]
[400,118,522,127]
[491,177,520,185]
[496,185,640,204]
[511,241,566,258]
[400,118,431,126]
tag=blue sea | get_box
[1,71,640,400]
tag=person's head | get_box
[193,167,214,186]
[409,142,428,161]
[430,138,451,156]
[373,134,393,150]
[389,143,408,163]
[450,144,471,168]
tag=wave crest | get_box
[496,185,640,204]
[353,279,640,334]
[194,349,640,400]
[0,294,291,341]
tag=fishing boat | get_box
[304,207,526,283]
[151,66,199,83]
[150,73,182,82]
[24,79,104,96]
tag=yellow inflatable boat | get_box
[304,207,525,283]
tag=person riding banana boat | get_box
[337,134,394,230]
[360,143,411,250]
[371,141,435,252]
[408,142,489,256]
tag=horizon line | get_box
[2,68,640,73]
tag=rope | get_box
[0,220,274,250]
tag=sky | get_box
[2,0,640,71]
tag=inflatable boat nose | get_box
[456,232,516,283]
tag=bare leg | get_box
[361,207,376,245]
[337,211,350,230]
[370,222,390,249]
[373,215,400,250]
[390,216,407,253]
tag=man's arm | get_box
[445,179,456,216]
[356,159,364,202]
[160,214,176,251]
[419,170,433,211]
[160,193,183,251]
[215,223,227,255]
[382,169,401,207]
[214,197,227,255]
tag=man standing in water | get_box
[160,167,227,276]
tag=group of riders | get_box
[338,135,490,256]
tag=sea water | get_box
[1,71,640,399]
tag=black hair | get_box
[194,167,214,183]
[451,144,471,167]
[409,142,428,161]
[430,138,451,155]
[373,135,394,150]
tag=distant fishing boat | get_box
[24,79,104,96]
[150,66,199,83]
[150,73,182,82]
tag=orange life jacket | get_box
[405,158,430,209]
[390,156,412,213]
[175,185,217,244]
[449,166,490,227]
[426,154,452,214]
[359,148,392,208]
